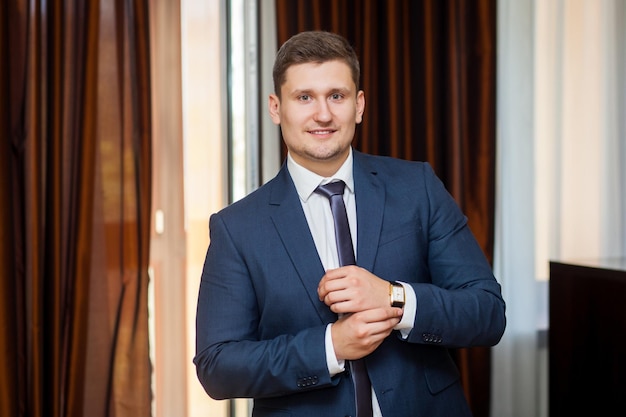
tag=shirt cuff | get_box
[325,323,345,376]
[394,282,416,338]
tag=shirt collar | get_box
[287,148,354,202]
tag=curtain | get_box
[493,1,626,416]
[0,1,153,416]
[274,1,497,416]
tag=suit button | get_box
[423,332,443,343]
[296,376,319,387]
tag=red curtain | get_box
[275,1,496,416]
[0,1,153,416]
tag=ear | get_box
[268,94,281,125]
[355,90,365,124]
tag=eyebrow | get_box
[289,87,352,97]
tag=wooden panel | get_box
[549,259,626,416]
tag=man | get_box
[194,30,506,417]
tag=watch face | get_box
[391,284,405,306]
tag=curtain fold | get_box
[275,1,496,416]
[0,1,153,416]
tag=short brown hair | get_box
[272,31,361,98]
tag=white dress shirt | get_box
[287,149,417,417]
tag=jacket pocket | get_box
[423,349,461,394]
[252,406,291,417]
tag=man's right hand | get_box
[330,307,402,361]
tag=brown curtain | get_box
[1,1,153,416]
[275,1,496,416]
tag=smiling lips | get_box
[308,128,337,136]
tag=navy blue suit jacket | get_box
[194,150,506,417]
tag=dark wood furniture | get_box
[549,258,626,416]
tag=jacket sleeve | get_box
[403,163,506,347]
[193,212,337,400]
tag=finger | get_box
[323,265,359,280]
[318,272,351,300]
[318,280,342,301]
[327,297,354,312]
[355,307,403,324]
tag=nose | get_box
[314,100,332,123]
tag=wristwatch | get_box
[389,281,405,308]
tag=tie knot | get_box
[314,181,346,199]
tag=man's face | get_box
[269,60,365,177]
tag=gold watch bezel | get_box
[389,282,405,308]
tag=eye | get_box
[298,94,311,102]
[330,93,344,101]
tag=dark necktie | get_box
[315,181,373,417]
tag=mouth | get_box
[308,128,337,136]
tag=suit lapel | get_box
[268,165,337,323]
[353,152,385,272]
[267,154,386,322]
